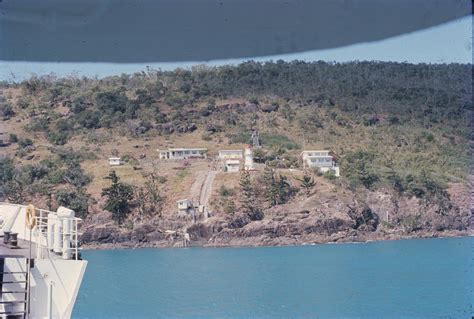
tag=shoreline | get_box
[81,229,473,251]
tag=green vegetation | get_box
[297,171,316,196]
[239,170,263,220]
[262,166,293,206]
[0,61,471,227]
[260,133,300,150]
[134,174,164,217]
[56,189,90,219]
[218,185,234,197]
[101,171,134,224]
[0,155,91,206]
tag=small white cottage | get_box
[108,157,122,166]
[224,159,241,172]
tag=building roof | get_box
[167,148,207,151]
[219,150,243,153]
[301,150,330,153]
[301,150,331,155]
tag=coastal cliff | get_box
[79,178,472,249]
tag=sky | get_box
[0,15,471,82]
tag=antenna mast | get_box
[251,130,260,149]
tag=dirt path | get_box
[189,171,208,204]
[199,171,217,208]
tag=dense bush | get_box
[341,150,380,190]
[18,138,33,148]
[260,133,300,150]
[1,60,470,206]
[56,188,90,218]
[47,131,69,145]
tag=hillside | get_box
[0,61,472,248]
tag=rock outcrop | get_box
[81,182,473,249]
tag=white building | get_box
[224,159,241,172]
[158,148,207,160]
[177,199,193,211]
[108,157,122,166]
[0,203,87,318]
[301,150,340,176]
[218,150,243,160]
[177,199,196,220]
[244,147,254,170]
[218,150,244,172]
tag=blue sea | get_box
[73,237,473,318]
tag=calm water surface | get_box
[73,237,473,318]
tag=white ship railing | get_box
[34,210,82,261]
[0,203,82,260]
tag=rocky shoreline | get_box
[80,181,473,251]
[82,229,472,250]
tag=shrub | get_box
[323,169,337,180]
[249,97,259,105]
[76,110,102,129]
[47,131,69,145]
[16,97,30,109]
[387,116,400,125]
[0,103,14,118]
[18,138,33,148]
[218,185,234,197]
[9,134,18,143]
[62,162,91,187]
[312,167,323,177]
[341,150,379,189]
[47,169,65,185]
[95,90,130,114]
[201,133,212,141]
[363,116,379,126]
[70,96,88,114]
[260,133,300,150]
[0,157,15,184]
[223,199,236,215]
[56,189,89,218]
[26,117,49,132]
[228,131,251,144]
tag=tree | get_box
[0,157,15,184]
[276,174,291,204]
[252,148,266,163]
[263,166,292,206]
[342,150,379,190]
[223,198,236,215]
[101,171,133,224]
[4,170,32,204]
[263,166,278,206]
[239,170,263,220]
[134,173,164,217]
[297,171,315,196]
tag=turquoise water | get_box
[73,237,473,318]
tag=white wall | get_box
[1,203,87,319]
[3,258,87,319]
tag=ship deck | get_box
[0,238,37,259]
